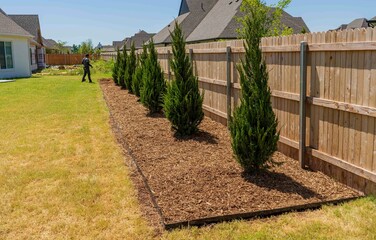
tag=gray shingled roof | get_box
[8,14,42,43]
[42,38,58,49]
[152,13,189,44]
[0,9,33,37]
[122,30,155,50]
[186,0,242,42]
[154,0,219,44]
[154,0,310,44]
[347,18,369,29]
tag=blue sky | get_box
[2,0,376,46]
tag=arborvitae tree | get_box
[230,0,280,172]
[140,39,166,113]
[125,42,137,93]
[118,45,128,89]
[163,22,204,136]
[112,48,121,85]
[132,44,148,97]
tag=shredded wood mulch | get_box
[100,79,362,226]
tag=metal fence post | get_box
[299,41,308,169]
[226,46,232,127]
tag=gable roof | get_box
[0,9,33,38]
[8,14,43,44]
[154,0,310,45]
[122,30,155,50]
[42,38,58,49]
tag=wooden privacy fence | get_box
[45,54,100,65]
[146,28,376,194]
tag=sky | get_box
[2,0,376,46]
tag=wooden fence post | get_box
[299,41,308,169]
[189,49,193,69]
[226,46,232,127]
[167,50,171,81]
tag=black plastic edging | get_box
[164,196,360,230]
[101,86,166,229]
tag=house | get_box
[153,0,310,45]
[42,38,59,52]
[336,17,376,30]
[8,13,46,70]
[113,30,155,50]
[0,9,34,79]
[121,30,155,50]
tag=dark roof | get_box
[101,45,115,52]
[122,30,155,50]
[42,38,58,49]
[154,0,310,44]
[0,9,33,37]
[154,0,218,44]
[347,18,369,29]
[336,17,373,30]
[113,40,125,50]
[8,14,43,44]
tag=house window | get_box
[0,41,14,69]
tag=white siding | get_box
[0,35,31,79]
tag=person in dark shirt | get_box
[82,54,93,83]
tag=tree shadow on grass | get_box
[242,170,323,200]
[173,130,218,145]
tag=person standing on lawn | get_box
[82,54,93,83]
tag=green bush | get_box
[230,0,280,172]
[140,40,166,113]
[118,46,128,88]
[125,42,137,93]
[163,22,204,136]
[132,44,148,97]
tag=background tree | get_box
[132,44,148,97]
[125,42,137,93]
[112,49,121,85]
[140,40,165,113]
[237,0,292,37]
[55,40,67,54]
[230,0,280,172]
[163,22,204,136]
[78,39,94,54]
[118,46,128,88]
[72,44,80,53]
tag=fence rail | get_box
[45,54,100,65]
[144,28,376,194]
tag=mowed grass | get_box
[1,74,376,240]
[0,75,153,239]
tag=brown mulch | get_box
[99,79,361,226]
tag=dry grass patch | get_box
[0,75,153,239]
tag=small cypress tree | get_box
[112,48,121,85]
[132,44,148,97]
[163,22,204,136]
[118,45,128,89]
[140,39,166,113]
[230,0,280,172]
[125,42,137,93]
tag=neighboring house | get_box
[0,9,34,79]
[9,13,46,70]
[336,17,376,30]
[153,0,310,45]
[121,30,155,50]
[42,38,59,52]
[113,40,126,50]
[112,30,155,51]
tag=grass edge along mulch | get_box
[99,79,363,230]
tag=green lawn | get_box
[1,74,376,239]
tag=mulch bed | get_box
[99,79,362,227]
